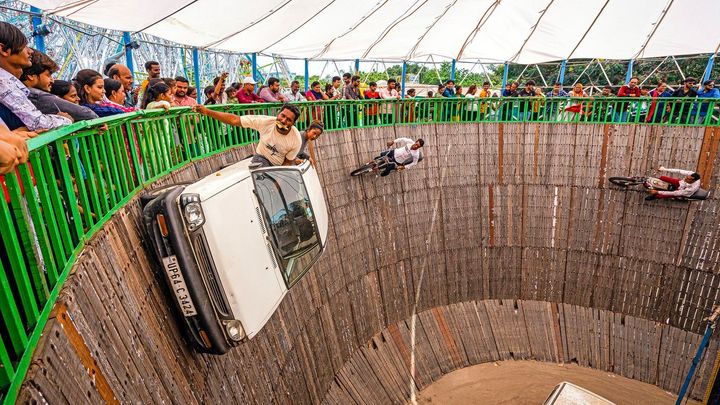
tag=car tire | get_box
[139,182,190,207]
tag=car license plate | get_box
[162,255,197,317]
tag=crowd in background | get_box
[0,18,719,175]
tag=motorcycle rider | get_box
[645,166,701,200]
[372,137,424,177]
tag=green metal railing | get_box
[0,97,717,403]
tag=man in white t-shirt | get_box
[193,103,302,167]
[373,137,424,177]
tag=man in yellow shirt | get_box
[193,103,302,167]
[478,81,493,120]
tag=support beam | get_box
[304,59,309,92]
[354,59,360,75]
[625,59,634,84]
[703,54,716,83]
[450,59,456,81]
[558,59,567,85]
[30,7,45,53]
[676,307,720,405]
[401,61,407,99]
[501,62,509,89]
[251,53,258,87]
[122,32,135,80]
[192,48,201,104]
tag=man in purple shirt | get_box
[236,77,264,104]
[258,77,288,103]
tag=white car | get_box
[142,158,328,354]
[543,382,616,405]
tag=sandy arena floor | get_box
[415,361,700,405]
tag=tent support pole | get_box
[558,59,567,85]
[625,59,634,84]
[703,54,716,83]
[251,53,258,89]
[354,59,360,75]
[401,61,407,99]
[192,48,201,103]
[304,58,309,92]
[30,7,46,53]
[450,59,456,81]
[501,62,509,89]
[122,32,134,80]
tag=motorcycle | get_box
[609,175,709,201]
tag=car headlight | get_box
[180,194,205,231]
[224,320,246,342]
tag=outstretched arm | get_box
[659,166,694,176]
[193,105,242,126]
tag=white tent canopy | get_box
[22,0,720,64]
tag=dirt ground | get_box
[414,361,700,405]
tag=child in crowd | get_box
[143,82,172,110]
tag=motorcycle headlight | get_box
[180,194,205,231]
[224,320,246,342]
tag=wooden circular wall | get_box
[16,124,720,404]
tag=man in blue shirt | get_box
[695,80,719,124]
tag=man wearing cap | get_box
[237,77,264,104]
[646,166,701,200]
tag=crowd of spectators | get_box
[0,18,719,175]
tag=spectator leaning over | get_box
[174,76,197,106]
[187,86,197,101]
[695,80,720,123]
[284,80,307,102]
[193,103,302,167]
[296,120,324,166]
[102,78,136,113]
[236,77,264,104]
[379,78,401,124]
[259,77,288,103]
[671,77,698,124]
[331,76,343,100]
[20,49,98,122]
[77,69,126,117]
[616,76,641,122]
[107,64,135,108]
[0,22,72,130]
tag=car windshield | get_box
[253,169,320,287]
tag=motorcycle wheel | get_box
[350,163,376,177]
[609,177,644,187]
